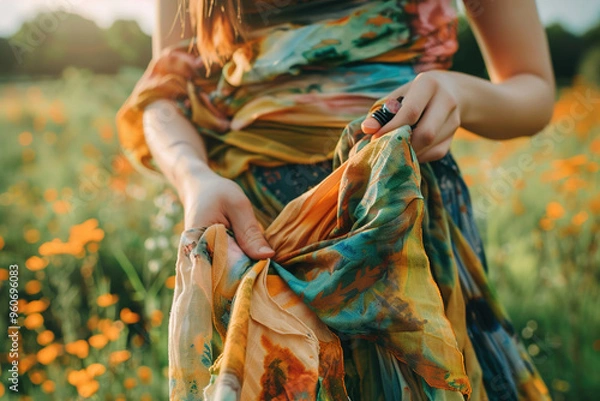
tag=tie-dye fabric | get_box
[116,1,551,399]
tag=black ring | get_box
[371,104,394,126]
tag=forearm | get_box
[143,99,215,202]
[452,70,555,140]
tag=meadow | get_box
[0,68,598,400]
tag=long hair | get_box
[180,0,246,68]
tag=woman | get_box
[117,0,555,399]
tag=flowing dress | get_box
[116,1,551,399]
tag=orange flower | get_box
[165,275,176,289]
[546,202,565,220]
[0,268,7,281]
[65,340,89,359]
[24,228,41,244]
[77,380,100,398]
[150,310,163,327]
[88,334,108,349]
[29,370,46,385]
[24,313,44,330]
[104,322,123,341]
[96,293,119,307]
[87,316,99,331]
[539,218,554,231]
[124,377,137,389]
[67,369,92,386]
[19,355,37,374]
[109,350,131,366]
[86,363,106,378]
[137,366,153,384]
[120,308,140,324]
[37,344,62,365]
[52,200,72,215]
[39,238,83,256]
[0,236,4,250]
[19,131,33,146]
[98,319,123,341]
[44,188,58,202]
[24,299,49,314]
[0,383,4,397]
[37,330,55,346]
[571,211,588,226]
[41,380,55,394]
[39,219,105,256]
[25,280,42,295]
[25,256,48,271]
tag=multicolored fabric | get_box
[116,0,551,399]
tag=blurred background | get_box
[0,0,598,400]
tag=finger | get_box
[417,136,453,163]
[371,76,437,139]
[228,199,275,259]
[361,83,410,134]
[409,95,454,153]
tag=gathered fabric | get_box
[116,1,551,399]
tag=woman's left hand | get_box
[361,70,463,163]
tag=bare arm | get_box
[458,0,555,139]
[361,0,555,160]
[142,2,274,259]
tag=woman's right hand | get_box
[180,169,275,260]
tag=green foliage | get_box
[4,12,151,77]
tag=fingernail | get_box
[362,118,380,131]
[384,98,402,114]
[259,246,274,254]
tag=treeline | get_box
[0,12,151,76]
[1,11,599,86]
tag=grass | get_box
[0,68,598,400]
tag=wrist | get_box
[173,158,216,201]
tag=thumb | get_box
[228,201,275,260]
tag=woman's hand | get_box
[180,169,276,260]
[361,70,463,163]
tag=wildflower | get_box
[24,299,49,314]
[37,344,62,365]
[165,275,176,289]
[546,202,565,219]
[25,256,48,271]
[25,280,42,295]
[109,350,131,366]
[24,229,41,244]
[41,380,55,394]
[86,363,106,378]
[66,340,89,359]
[571,211,588,226]
[77,380,100,398]
[24,313,44,330]
[124,377,137,389]
[29,370,46,385]
[18,131,33,146]
[96,293,119,307]
[37,330,55,346]
[88,334,108,349]
[120,308,141,324]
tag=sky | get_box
[0,0,599,37]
